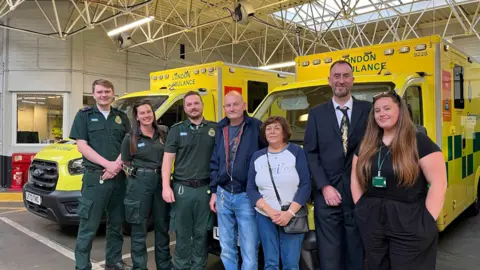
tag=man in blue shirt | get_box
[209,90,264,270]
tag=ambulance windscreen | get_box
[253,82,394,143]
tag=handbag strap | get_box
[266,150,283,206]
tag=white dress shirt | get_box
[332,96,353,128]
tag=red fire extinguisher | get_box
[11,168,24,190]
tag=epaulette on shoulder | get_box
[80,106,92,112]
[171,121,183,128]
[112,107,127,115]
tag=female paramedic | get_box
[351,90,447,270]
[121,100,172,270]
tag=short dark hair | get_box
[330,60,353,73]
[260,116,292,144]
[92,79,114,93]
[183,90,203,104]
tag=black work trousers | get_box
[354,196,438,270]
[314,190,365,270]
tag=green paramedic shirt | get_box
[164,119,216,181]
[69,105,131,169]
[120,127,167,169]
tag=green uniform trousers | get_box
[172,182,212,270]
[75,170,126,270]
[124,171,172,270]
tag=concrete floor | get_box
[0,202,479,270]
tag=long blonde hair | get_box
[356,91,419,190]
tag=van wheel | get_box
[466,182,480,217]
[122,212,154,236]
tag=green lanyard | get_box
[377,146,391,177]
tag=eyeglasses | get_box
[372,90,401,103]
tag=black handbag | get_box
[266,152,309,234]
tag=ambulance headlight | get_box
[68,158,85,175]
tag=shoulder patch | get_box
[80,106,92,112]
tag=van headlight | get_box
[68,158,84,175]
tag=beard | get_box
[334,87,350,98]
[186,111,202,120]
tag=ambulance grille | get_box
[28,160,59,193]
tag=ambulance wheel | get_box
[122,212,154,236]
[466,181,480,217]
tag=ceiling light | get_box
[107,16,155,37]
[258,61,295,70]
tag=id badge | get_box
[372,176,387,188]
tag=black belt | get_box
[135,168,161,174]
[220,184,245,194]
[175,178,209,188]
[124,165,160,177]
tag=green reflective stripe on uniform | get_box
[448,136,453,161]
[454,135,462,160]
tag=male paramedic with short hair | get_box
[69,79,131,270]
[162,90,216,270]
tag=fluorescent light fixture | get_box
[107,16,154,37]
[258,61,295,70]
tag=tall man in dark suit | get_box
[304,60,372,270]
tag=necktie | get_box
[338,106,349,155]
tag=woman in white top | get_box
[247,116,311,270]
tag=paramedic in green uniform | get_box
[121,100,172,270]
[70,79,131,270]
[161,90,216,270]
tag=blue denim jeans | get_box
[216,186,260,270]
[256,212,305,270]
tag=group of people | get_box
[71,59,447,270]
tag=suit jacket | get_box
[304,97,372,202]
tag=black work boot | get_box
[104,261,132,270]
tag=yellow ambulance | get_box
[22,62,294,234]
[252,35,480,268]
